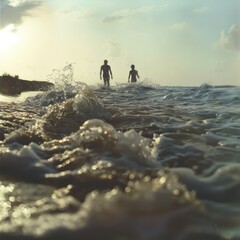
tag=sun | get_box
[0,24,19,51]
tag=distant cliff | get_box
[0,74,54,96]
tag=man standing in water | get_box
[100,60,113,87]
[128,64,139,83]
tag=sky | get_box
[0,0,239,86]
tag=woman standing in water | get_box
[128,64,139,83]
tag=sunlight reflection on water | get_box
[0,92,40,103]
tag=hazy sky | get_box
[0,0,239,86]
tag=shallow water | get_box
[0,82,239,240]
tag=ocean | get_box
[0,80,239,240]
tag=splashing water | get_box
[0,78,239,240]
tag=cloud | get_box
[171,22,190,31]
[102,5,165,23]
[60,6,97,19]
[104,41,122,58]
[60,6,77,14]
[102,10,130,23]
[217,25,240,51]
[193,6,209,14]
[7,0,38,7]
[0,0,43,29]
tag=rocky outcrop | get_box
[0,74,54,96]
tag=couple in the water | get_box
[100,60,139,87]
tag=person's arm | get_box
[109,66,113,79]
[128,71,131,82]
[137,71,140,79]
[100,66,102,79]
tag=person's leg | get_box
[103,76,110,87]
[105,76,110,87]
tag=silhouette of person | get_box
[100,60,113,87]
[128,65,139,83]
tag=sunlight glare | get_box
[0,24,19,50]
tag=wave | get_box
[0,70,239,239]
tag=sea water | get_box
[0,80,239,240]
